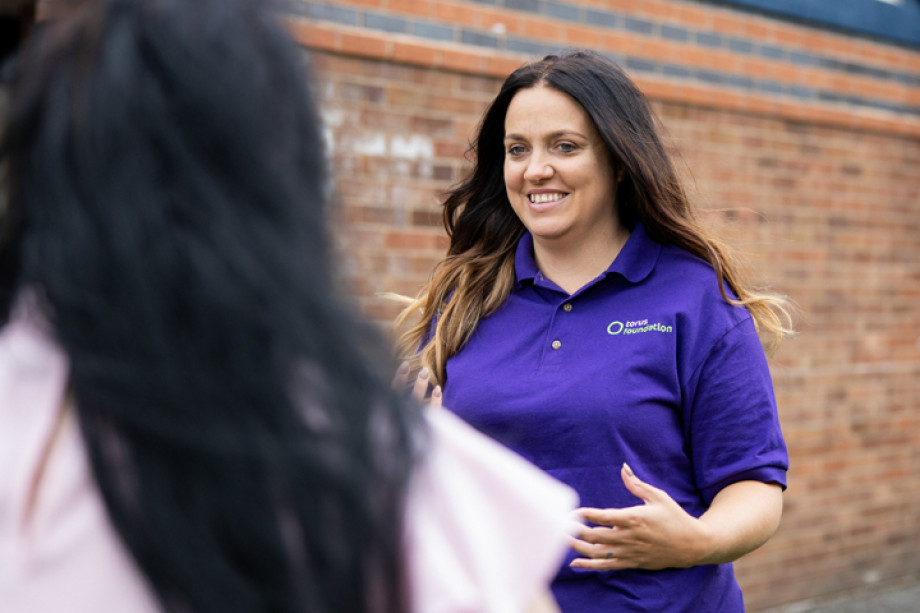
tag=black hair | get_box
[0,1,421,612]
[0,0,36,66]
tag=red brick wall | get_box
[291,1,920,610]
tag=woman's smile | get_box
[528,191,569,206]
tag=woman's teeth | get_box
[529,192,565,204]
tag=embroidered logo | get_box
[607,318,673,336]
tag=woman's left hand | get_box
[391,362,442,409]
[569,464,783,571]
[568,463,710,571]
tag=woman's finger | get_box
[574,524,619,545]
[569,555,625,570]
[411,366,431,402]
[620,463,678,508]
[391,361,410,390]
[567,536,627,570]
[428,385,443,409]
[567,535,611,558]
[576,506,630,528]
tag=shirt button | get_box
[551,340,562,350]
[563,303,573,312]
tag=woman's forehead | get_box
[504,86,596,139]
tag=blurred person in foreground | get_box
[0,1,576,612]
[395,51,795,612]
[0,0,35,64]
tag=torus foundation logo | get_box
[607,318,673,336]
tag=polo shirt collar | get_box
[514,223,661,288]
[514,233,541,287]
[607,222,661,283]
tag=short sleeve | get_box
[404,409,578,613]
[683,320,789,505]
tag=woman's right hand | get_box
[392,362,442,409]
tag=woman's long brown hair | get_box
[395,51,794,386]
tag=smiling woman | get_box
[502,85,624,294]
[395,50,796,613]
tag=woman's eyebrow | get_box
[503,130,587,141]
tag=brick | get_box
[636,38,674,63]
[385,0,431,18]
[505,0,538,12]
[696,31,723,48]
[339,31,390,58]
[412,21,455,42]
[364,11,408,33]
[486,52,523,76]
[711,13,746,36]
[668,3,710,28]
[286,19,337,51]
[774,26,804,47]
[739,57,777,81]
[430,93,482,114]
[544,1,580,22]
[728,37,754,55]
[432,1,478,27]
[434,140,469,157]
[563,24,602,49]
[345,205,397,224]
[307,3,358,26]
[623,15,654,35]
[362,109,411,131]
[460,28,499,48]
[437,48,486,74]
[478,8,526,36]
[742,19,771,39]
[640,0,680,21]
[601,31,643,56]
[625,56,657,75]
[383,230,440,249]
[661,63,692,79]
[392,39,438,65]
[506,36,546,56]
[660,24,689,43]
[310,48,365,76]
[456,73,502,95]
[523,16,561,41]
[411,208,441,227]
[337,81,386,103]
[584,9,618,30]
[387,84,432,110]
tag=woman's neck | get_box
[532,225,631,295]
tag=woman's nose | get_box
[524,157,554,182]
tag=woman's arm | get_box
[695,478,783,565]
[568,463,782,570]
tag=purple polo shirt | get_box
[442,224,788,612]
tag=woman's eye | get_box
[506,145,527,157]
[557,142,577,153]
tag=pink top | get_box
[0,309,577,613]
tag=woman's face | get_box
[503,84,620,253]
